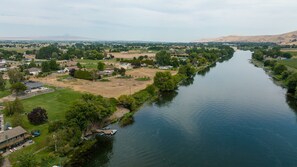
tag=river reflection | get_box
[86,51,297,167]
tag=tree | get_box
[114,67,126,76]
[65,94,115,131]
[287,73,297,93]
[118,95,136,111]
[16,152,38,167]
[154,71,178,91]
[74,70,92,80]
[27,107,48,125]
[10,82,27,95]
[178,64,196,78]
[49,59,59,70]
[85,50,104,60]
[4,98,24,116]
[155,51,171,66]
[77,62,82,69]
[11,114,24,127]
[252,50,264,61]
[7,69,24,84]
[69,68,76,77]
[0,74,6,91]
[97,61,105,71]
[273,64,287,75]
[28,59,36,68]
[41,61,50,73]
[37,45,60,59]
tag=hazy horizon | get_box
[1,0,297,42]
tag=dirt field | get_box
[111,52,155,59]
[32,68,176,98]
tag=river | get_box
[86,50,297,167]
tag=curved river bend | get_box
[87,50,297,167]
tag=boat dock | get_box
[92,129,117,135]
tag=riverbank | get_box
[250,59,286,88]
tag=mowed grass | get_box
[0,80,11,99]
[76,59,101,69]
[8,88,82,166]
[279,58,297,71]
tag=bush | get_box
[119,112,134,127]
[118,95,136,111]
[74,70,92,80]
[48,120,64,133]
[4,98,24,116]
[27,107,48,125]
[287,73,297,93]
[273,64,287,75]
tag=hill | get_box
[197,30,297,45]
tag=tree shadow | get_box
[154,91,178,107]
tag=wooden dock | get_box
[91,129,117,135]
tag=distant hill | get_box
[197,30,297,45]
[0,35,92,41]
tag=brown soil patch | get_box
[32,68,176,98]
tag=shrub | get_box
[74,70,92,80]
[119,112,134,127]
[118,95,136,111]
[27,107,48,125]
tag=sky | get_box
[1,0,297,42]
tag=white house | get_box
[28,68,41,76]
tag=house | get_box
[64,66,79,72]
[118,63,132,70]
[159,66,173,70]
[0,59,7,72]
[98,69,114,76]
[0,126,30,150]
[23,81,44,92]
[28,68,41,76]
[23,54,36,62]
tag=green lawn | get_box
[8,88,82,166]
[278,58,297,71]
[0,80,11,99]
[76,59,101,69]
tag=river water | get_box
[87,50,297,167]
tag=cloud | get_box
[0,0,297,41]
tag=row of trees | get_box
[252,47,292,61]
[37,45,105,60]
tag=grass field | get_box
[76,59,101,69]
[0,80,11,99]
[278,58,297,71]
[7,88,82,166]
[281,49,297,58]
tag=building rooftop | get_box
[23,81,43,90]
[0,126,27,143]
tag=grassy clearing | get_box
[278,59,297,71]
[135,77,151,81]
[0,80,11,99]
[7,88,82,166]
[76,59,101,69]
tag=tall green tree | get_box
[16,152,38,167]
[154,71,178,91]
[97,61,105,71]
[4,98,24,116]
[10,82,27,95]
[178,64,196,78]
[49,59,59,70]
[155,51,171,66]
[41,61,50,72]
[7,69,24,84]
[0,74,6,91]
